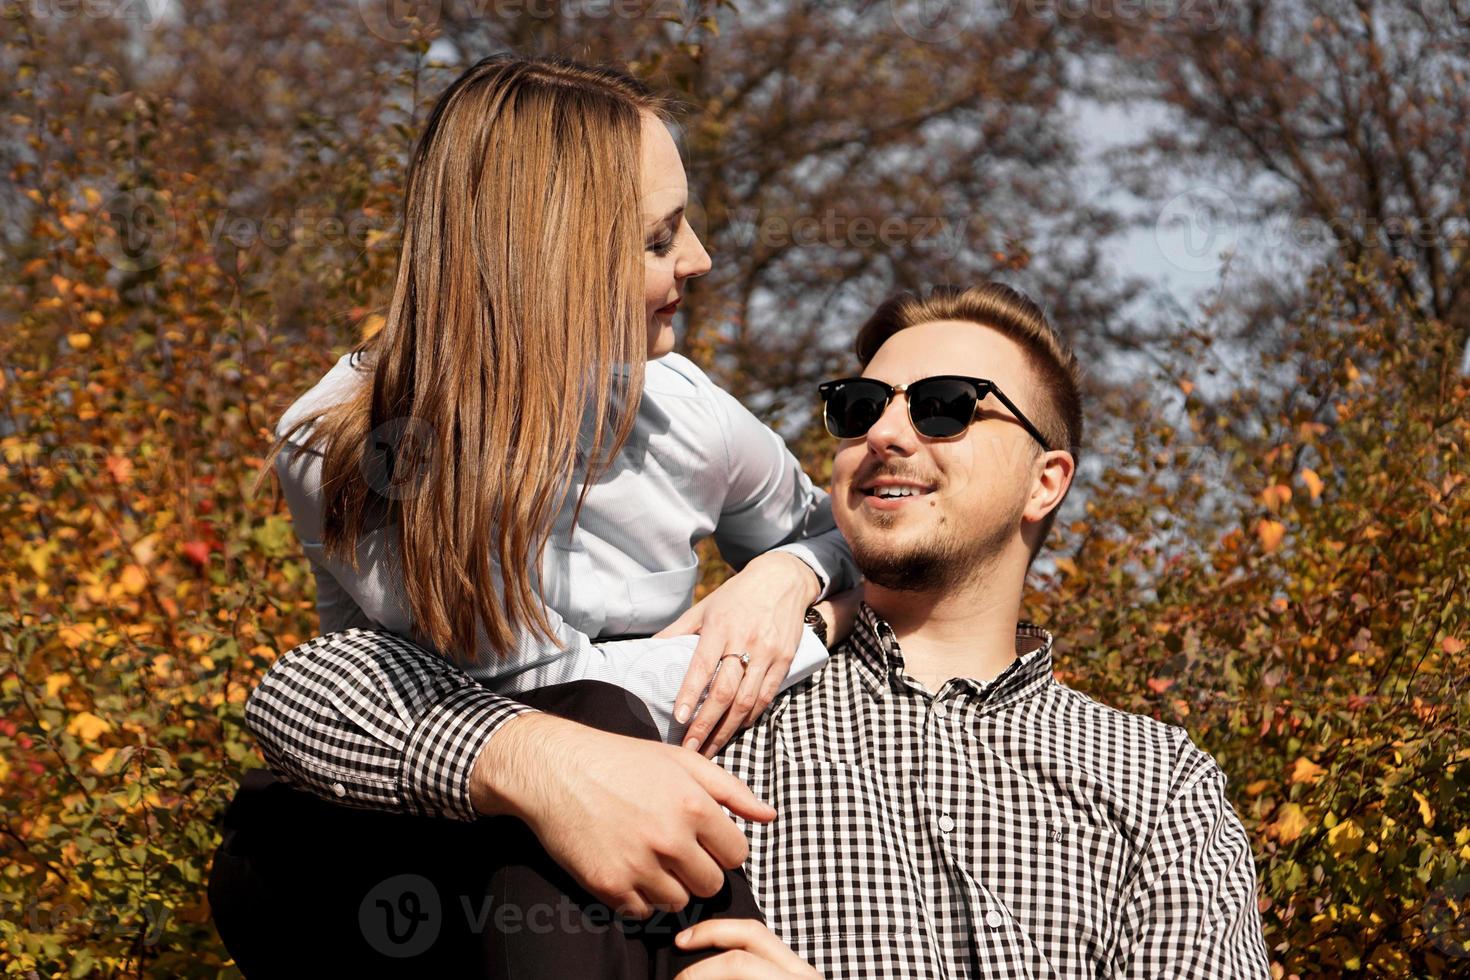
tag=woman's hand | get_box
[672,919,821,978]
[655,551,821,757]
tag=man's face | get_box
[830,319,1047,592]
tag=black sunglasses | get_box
[817,375,1051,450]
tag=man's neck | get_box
[864,568,1026,693]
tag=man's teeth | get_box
[874,486,926,499]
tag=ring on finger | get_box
[719,651,751,669]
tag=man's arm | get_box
[244,629,539,819]
[245,628,777,919]
[1106,758,1273,978]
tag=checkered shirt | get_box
[714,602,1273,978]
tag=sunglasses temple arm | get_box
[986,387,1051,452]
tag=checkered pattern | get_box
[715,603,1273,978]
[244,628,537,821]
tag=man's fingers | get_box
[682,654,742,750]
[673,950,793,979]
[662,843,728,900]
[684,756,776,828]
[674,919,816,975]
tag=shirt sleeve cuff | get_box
[400,686,541,822]
[769,541,834,601]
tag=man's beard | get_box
[849,498,1023,593]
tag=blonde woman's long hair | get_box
[258,54,669,665]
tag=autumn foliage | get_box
[3,3,1468,978]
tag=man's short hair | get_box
[853,282,1084,557]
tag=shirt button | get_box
[933,703,947,720]
[332,782,346,798]
[986,909,1004,929]
[938,813,956,833]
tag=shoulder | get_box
[643,351,719,401]
[1047,682,1226,798]
[275,352,369,442]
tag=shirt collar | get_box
[845,601,1055,711]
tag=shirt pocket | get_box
[615,560,699,634]
[982,817,1131,970]
[763,759,922,940]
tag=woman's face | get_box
[639,112,712,359]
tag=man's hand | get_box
[672,919,821,978]
[656,551,822,757]
[470,712,776,919]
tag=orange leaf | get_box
[1299,467,1324,500]
[1260,484,1293,512]
[119,564,148,596]
[67,711,111,742]
[1442,636,1465,655]
[1288,757,1325,785]
[1268,802,1310,844]
[1147,677,1175,694]
[1256,519,1286,553]
[105,454,133,484]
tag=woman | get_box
[210,54,857,976]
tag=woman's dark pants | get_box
[207,679,764,978]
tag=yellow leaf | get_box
[1256,519,1286,553]
[119,564,148,596]
[1289,757,1326,785]
[1413,790,1435,827]
[359,312,386,341]
[57,622,96,650]
[1270,802,1310,844]
[90,747,119,774]
[1300,467,1324,500]
[131,532,161,567]
[44,673,72,699]
[1328,819,1364,858]
[67,332,92,351]
[23,541,57,578]
[83,186,101,209]
[67,711,111,742]
[1244,779,1272,797]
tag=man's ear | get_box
[1025,449,1075,524]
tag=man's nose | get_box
[864,393,917,457]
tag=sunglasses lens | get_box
[909,379,979,438]
[825,381,889,438]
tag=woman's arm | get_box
[662,378,860,755]
[251,423,834,813]
[706,382,857,599]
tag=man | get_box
[674,283,1272,978]
[217,283,1271,978]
